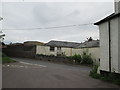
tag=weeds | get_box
[89,65,120,85]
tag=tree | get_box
[87,37,93,41]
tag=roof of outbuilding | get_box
[24,41,44,46]
[45,40,81,48]
[76,40,99,48]
[94,13,120,25]
[8,43,24,46]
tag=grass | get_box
[1,53,16,63]
[89,65,120,85]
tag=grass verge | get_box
[89,65,120,85]
[1,53,16,63]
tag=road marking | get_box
[7,65,10,67]
[20,62,47,68]
[2,64,45,68]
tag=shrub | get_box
[72,54,82,63]
[68,54,82,64]
[67,51,93,65]
[90,65,98,74]
[89,65,100,78]
[81,51,93,64]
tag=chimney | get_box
[115,0,120,14]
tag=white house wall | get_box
[61,47,72,56]
[99,22,110,72]
[119,16,120,73]
[72,48,84,55]
[72,48,100,64]
[110,17,119,73]
[99,16,120,73]
[87,48,100,64]
[36,45,100,64]
[36,45,72,56]
[36,45,56,56]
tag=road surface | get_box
[2,58,120,88]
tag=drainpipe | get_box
[108,20,111,73]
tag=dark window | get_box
[57,47,61,50]
[50,46,55,51]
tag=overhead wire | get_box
[2,23,95,30]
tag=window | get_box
[57,47,61,50]
[50,46,55,51]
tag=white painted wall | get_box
[36,46,57,56]
[72,48,100,64]
[99,16,120,73]
[99,22,110,72]
[72,48,84,55]
[118,15,120,73]
[36,45,100,64]
[110,17,119,73]
[61,47,72,56]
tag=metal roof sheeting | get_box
[45,40,81,48]
[76,40,99,48]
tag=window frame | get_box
[50,46,55,52]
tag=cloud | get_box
[2,2,113,44]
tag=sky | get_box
[1,1,114,44]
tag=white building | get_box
[36,40,81,56]
[36,40,100,64]
[94,1,120,74]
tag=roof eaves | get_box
[94,13,120,25]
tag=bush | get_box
[72,54,82,63]
[68,54,82,64]
[67,51,93,65]
[81,51,93,64]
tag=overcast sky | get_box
[2,2,114,44]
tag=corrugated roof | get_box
[45,40,81,48]
[94,13,120,25]
[76,40,99,48]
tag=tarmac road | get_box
[2,58,120,88]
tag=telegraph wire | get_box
[2,23,94,30]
